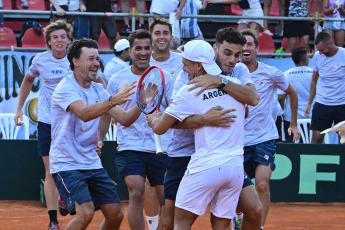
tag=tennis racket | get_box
[136,65,165,156]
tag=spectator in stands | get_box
[322,0,345,47]
[263,0,284,36]
[305,32,345,143]
[149,0,186,22]
[206,0,264,37]
[104,38,131,80]
[279,47,313,142]
[0,0,3,27]
[84,0,118,49]
[180,0,205,44]
[283,0,312,52]
[50,0,87,26]
[119,0,146,34]
[11,0,29,9]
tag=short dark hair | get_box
[314,31,332,46]
[67,38,98,70]
[240,29,258,47]
[128,29,152,48]
[215,27,246,47]
[292,47,308,64]
[44,20,73,50]
[114,48,128,57]
[149,17,172,34]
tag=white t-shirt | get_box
[166,77,245,174]
[49,74,109,173]
[313,47,345,105]
[245,62,289,146]
[280,66,313,122]
[104,56,130,80]
[227,62,254,85]
[150,51,183,82]
[57,0,79,11]
[28,51,71,125]
[150,0,179,14]
[107,66,174,152]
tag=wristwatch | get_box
[219,77,228,89]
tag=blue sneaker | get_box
[232,216,242,230]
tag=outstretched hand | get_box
[203,105,237,127]
[111,81,137,106]
[187,74,221,96]
[139,82,159,107]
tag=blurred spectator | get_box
[206,0,264,37]
[304,32,345,143]
[283,0,312,52]
[11,0,29,9]
[322,0,345,47]
[120,0,146,34]
[0,0,3,27]
[279,47,313,142]
[85,0,118,49]
[50,0,87,25]
[104,39,131,80]
[149,0,186,23]
[263,0,284,36]
[180,0,205,44]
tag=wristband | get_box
[108,96,116,108]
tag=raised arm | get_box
[187,74,259,106]
[304,71,318,117]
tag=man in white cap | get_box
[147,40,246,229]
[104,39,131,80]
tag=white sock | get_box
[146,215,159,230]
[261,226,264,230]
[236,212,243,220]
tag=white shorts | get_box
[238,8,264,28]
[175,163,244,219]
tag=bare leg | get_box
[263,0,272,30]
[108,37,117,50]
[157,199,176,230]
[237,23,250,33]
[287,37,297,52]
[136,0,145,25]
[311,130,325,143]
[42,156,59,217]
[124,175,146,230]
[99,203,124,230]
[174,207,198,230]
[210,213,231,230]
[122,0,130,26]
[254,164,272,227]
[144,180,160,230]
[236,185,263,230]
[299,34,310,51]
[334,30,344,47]
[65,201,95,230]
[249,22,262,38]
[278,0,284,30]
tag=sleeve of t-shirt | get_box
[165,84,194,122]
[162,71,174,105]
[172,71,188,99]
[28,54,41,78]
[52,80,82,111]
[236,63,254,85]
[277,71,289,95]
[272,67,289,92]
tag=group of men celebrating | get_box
[30,15,345,230]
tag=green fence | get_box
[1,140,344,202]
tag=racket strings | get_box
[138,69,163,114]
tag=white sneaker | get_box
[263,29,273,36]
[21,0,29,9]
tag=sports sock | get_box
[145,215,159,230]
[48,210,58,223]
[235,212,243,220]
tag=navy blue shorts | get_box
[115,150,168,186]
[53,168,120,213]
[244,140,276,179]
[243,170,254,188]
[37,122,51,157]
[311,102,345,131]
[164,156,191,201]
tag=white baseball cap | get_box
[182,40,222,75]
[114,39,129,52]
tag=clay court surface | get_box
[1,201,345,230]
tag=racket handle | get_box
[154,134,164,156]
